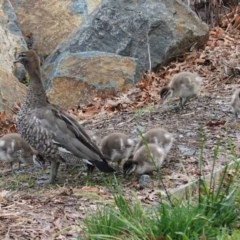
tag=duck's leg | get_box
[174,97,184,111]
[49,160,60,183]
[174,96,190,112]
[87,164,95,175]
[182,97,191,108]
[179,97,184,109]
[37,159,60,184]
[235,112,239,122]
[9,162,14,172]
[14,151,23,171]
[18,161,21,170]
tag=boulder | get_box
[41,0,208,108]
[0,69,26,117]
[43,52,137,108]
[0,0,27,117]
[10,0,99,57]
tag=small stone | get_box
[133,126,145,135]
[178,145,196,156]
[186,131,197,137]
[139,174,152,188]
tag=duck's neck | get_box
[24,67,48,109]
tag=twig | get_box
[146,28,151,74]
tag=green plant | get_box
[152,203,215,239]
[85,193,153,240]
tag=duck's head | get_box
[14,50,40,72]
[159,87,173,104]
[123,160,137,177]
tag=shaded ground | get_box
[1,25,240,239]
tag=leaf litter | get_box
[1,11,240,239]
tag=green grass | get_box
[85,193,154,240]
[134,104,156,117]
[85,183,239,239]
[221,230,240,240]
[0,171,36,190]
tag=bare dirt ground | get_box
[1,21,240,240]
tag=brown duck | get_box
[14,50,114,183]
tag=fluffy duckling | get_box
[0,133,44,170]
[160,71,202,109]
[123,143,165,176]
[230,88,240,120]
[135,128,174,155]
[101,133,135,165]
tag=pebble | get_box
[178,145,196,156]
[138,174,152,188]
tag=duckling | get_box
[0,133,44,170]
[135,128,174,155]
[101,133,135,165]
[123,143,165,176]
[160,71,202,109]
[230,88,240,121]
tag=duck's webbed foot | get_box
[37,160,60,184]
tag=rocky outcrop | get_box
[0,0,27,117]
[41,0,208,108]
[44,52,137,108]
[45,0,209,72]
[0,69,26,117]
[7,0,209,109]
[10,0,101,57]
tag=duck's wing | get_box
[28,106,114,173]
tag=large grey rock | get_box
[44,0,208,72]
[42,0,208,108]
[10,0,101,57]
